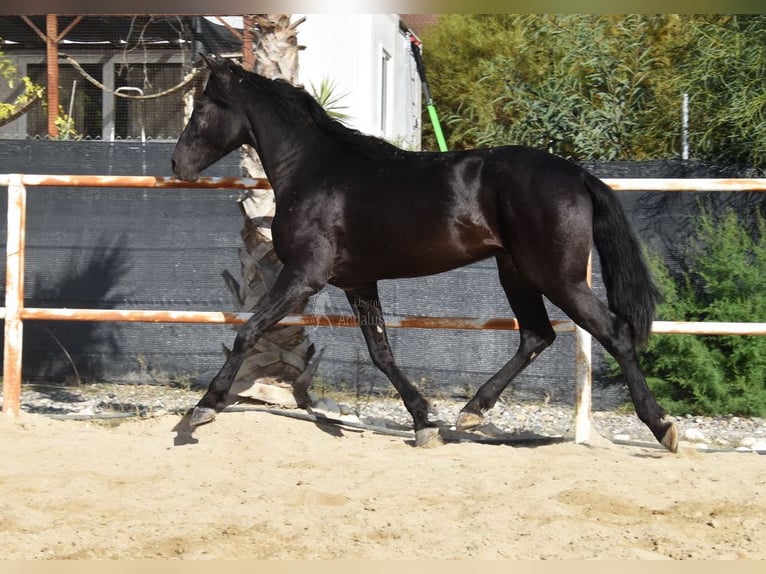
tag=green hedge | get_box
[619,208,766,416]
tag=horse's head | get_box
[172,54,252,182]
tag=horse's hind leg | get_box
[345,285,440,447]
[547,283,678,452]
[457,256,556,430]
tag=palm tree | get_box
[223,14,318,408]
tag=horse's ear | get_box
[199,52,217,70]
[198,53,236,81]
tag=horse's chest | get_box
[271,200,340,261]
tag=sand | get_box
[1,409,764,559]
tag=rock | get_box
[739,437,757,448]
[316,397,340,413]
[363,417,390,429]
[683,428,706,442]
[308,397,359,422]
[337,403,351,415]
[337,403,360,424]
[750,440,766,452]
[613,433,631,441]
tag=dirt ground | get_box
[1,409,764,560]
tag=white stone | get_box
[739,436,757,448]
[318,397,340,413]
[613,433,631,441]
[364,417,390,429]
[750,440,766,452]
[338,403,356,416]
[309,397,342,418]
[683,428,706,442]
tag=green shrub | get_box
[625,208,766,416]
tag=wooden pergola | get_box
[14,14,255,138]
[18,15,82,138]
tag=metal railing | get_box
[3,174,766,444]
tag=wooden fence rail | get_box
[3,174,766,444]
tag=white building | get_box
[296,14,422,149]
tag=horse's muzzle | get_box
[171,158,199,182]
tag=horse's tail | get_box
[583,172,660,347]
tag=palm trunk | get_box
[224,14,317,408]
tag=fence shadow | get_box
[1,233,132,384]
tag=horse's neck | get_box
[245,106,326,196]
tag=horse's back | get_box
[324,145,593,287]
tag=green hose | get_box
[409,32,448,153]
[427,103,448,152]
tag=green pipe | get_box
[427,103,448,152]
[409,33,448,153]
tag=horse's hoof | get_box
[660,419,678,453]
[415,427,443,448]
[455,410,483,431]
[189,407,217,427]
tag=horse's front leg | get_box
[189,265,324,427]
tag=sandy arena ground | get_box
[1,409,764,560]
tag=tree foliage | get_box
[677,15,766,167]
[632,209,766,417]
[0,42,44,127]
[421,15,766,167]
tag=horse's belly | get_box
[328,240,498,289]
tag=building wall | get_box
[296,14,421,149]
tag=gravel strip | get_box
[6,382,766,452]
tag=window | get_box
[25,61,186,140]
[27,63,103,139]
[380,48,391,133]
[114,63,185,140]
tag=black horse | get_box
[172,54,677,452]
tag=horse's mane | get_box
[208,61,406,160]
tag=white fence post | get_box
[573,252,592,443]
[573,327,593,443]
[3,175,26,417]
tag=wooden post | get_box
[3,175,26,418]
[243,15,255,70]
[46,14,59,139]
